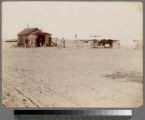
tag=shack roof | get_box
[31,31,51,35]
[18,28,41,36]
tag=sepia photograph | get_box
[2,1,143,108]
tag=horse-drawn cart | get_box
[91,39,120,48]
[91,39,100,48]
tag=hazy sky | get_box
[2,1,143,44]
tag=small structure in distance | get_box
[133,40,143,49]
[91,39,120,48]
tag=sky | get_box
[2,1,143,45]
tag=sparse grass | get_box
[104,71,142,84]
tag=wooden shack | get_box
[17,28,41,46]
[17,28,52,47]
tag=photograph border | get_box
[0,0,144,120]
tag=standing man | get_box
[62,37,65,48]
[49,37,52,47]
[25,38,29,48]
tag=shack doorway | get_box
[36,35,45,47]
[40,35,45,47]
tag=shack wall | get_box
[28,35,38,47]
[44,34,51,47]
[18,35,28,46]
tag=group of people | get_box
[24,37,65,48]
[57,38,65,48]
[25,38,29,48]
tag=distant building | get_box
[133,40,143,49]
[91,39,120,48]
[112,40,120,48]
[17,27,52,47]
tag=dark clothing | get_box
[25,39,29,48]
[48,37,52,47]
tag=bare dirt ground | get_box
[2,41,143,108]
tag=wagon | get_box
[91,39,100,48]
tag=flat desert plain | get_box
[2,41,143,108]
